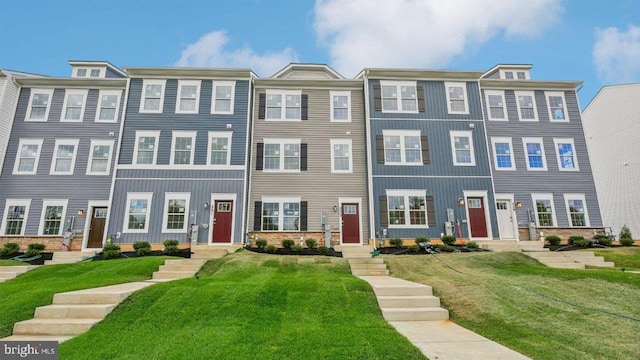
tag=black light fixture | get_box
[333,205,339,212]
[457,198,465,206]
[515,201,522,208]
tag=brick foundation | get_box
[518,227,605,242]
[0,236,83,251]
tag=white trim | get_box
[38,199,69,236]
[379,80,419,113]
[117,164,244,171]
[385,189,429,229]
[382,129,423,166]
[445,82,469,114]
[546,91,569,122]
[463,190,493,240]
[262,138,302,172]
[49,139,80,175]
[491,137,515,171]
[25,88,54,122]
[494,194,517,240]
[207,131,232,166]
[162,192,191,233]
[139,79,166,113]
[133,130,161,165]
[522,137,547,171]
[515,91,538,121]
[330,91,351,122]
[338,197,363,245]
[553,138,579,171]
[123,192,153,233]
[81,200,109,251]
[563,193,590,227]
[95,90,122,123]
[176,80,201,114]
[531,193,557,227]
[330,138,353,173]
[13,138,44,175]
[259,196,302,232]
[73,67,105,78]
[170,130,197,165]
[484,90,508,121]
[86,140,115,175]
[209,193,238,244]
[60,89,88,122]
[1,199,31,236]
[211,81,236,115]
[265,89,302,121]
[450,130,476,166]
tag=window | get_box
[330,139,352,173]
[95,90,121,122]
[564,194,590,227]
[261,198,300,231]
[26,89,54,121]
[266,90,302,120]
[263,139,301,171]
[504,71,514,79]
[170,131,197,165]
[383,130,422,165]
[50,139,79,175]
[517,71,526,80]
[39,199,68,236]
[13,139,43,174]
[76,69,87,77]
[61,90,88,122]
[546,92,568,121]
[491,137,515,170]
[162,193,191,232]
[87,140,114,175]
[522,137,547,170]
[553,138,579,171]
[211,81,235,114]
[176,80,201,114]
[133,130,160,165]
[445,82,469,114]
[139,79,166,113]
[532,194,557,227]
[450,131,476,166]
[515,91,538,121]
[380,81,418,113]
[207,132,232,166]
[484,90,507,120]
[124,193,153,233]
[330,91,351,122]
[90,69,101,78]
[386,190,428,228]
[1,200,31,236]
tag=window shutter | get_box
[426,195,436,227]
[373,84,382,111]
[300,201,308,231]
[254,201,262,231]
[379,195,388,227]
[256,143,264,170]
[258,93,266,119]
[300,143,308,171]
[417,85,425,112]
[421,136,430,164]
[301,94,308,120]
[376,135,385,164]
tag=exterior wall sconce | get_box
[515,201,522,208]
[333,205,339,212]
[203,202,210,209]
[457,198,465,206]
[77,209,86,216]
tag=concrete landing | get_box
[45,251,95,265]
[0,265,38,282]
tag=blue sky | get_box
[1,0,639,107]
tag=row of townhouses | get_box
[0,61,604,251]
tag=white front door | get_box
[496,200,516,239]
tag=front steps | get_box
[45,251,95,265]
[524,251,614,269]
[0,265,38,282]
[475,240,547,252]
[150,258,208,282]
[191,245,237,259]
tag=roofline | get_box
[0,69,48,78]
[271,63,345,79]
[359,68,485,81]
[68,60,126,77]
[583,82,640,113]
[482,64,533,78]
[14,77,127,89]
[479,78,583,90]
[123,67,257,79]
[253,78,363,89]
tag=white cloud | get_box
[314,0,564,77]
[175,30,299,77]
[593,25,640,83]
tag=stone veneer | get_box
[0,236,83,251]
[518,227,605,241]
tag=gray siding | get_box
[116,169,244,179]
[105,68,124,78]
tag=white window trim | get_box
[13,138,44,175]
[74,67,105,78]
[1,199,31,236]
[86,140,114,175]
[38,199,69,236]
[484,90,508,121]
[445,82,470,114]
[382,129,423,166]
[49,139,80,175]
[123,192,153,233]
[60,89,88,122]
[379,80,419,114]
[563,193,590,227]
[95,89,122,123]
[265,89,303,121]
[170,130,197,166]
[385,189,429,229]
[515,91,538,122]
[260,197,302,232]
[522,137,548,171]
[162,192,191,233]
[330,138,353,173]
[491,137,516,171]
[330,91,351,122]
[133,130,161,165]
[263,138,302,172]
[25,88,54,122]
[207,131,233,166]
[553,138,579,171]
[176,80,201,114]
[211,81,236,115]
[139,79,166,114]
[449,130,476,166]
[546,91,569,122]
[531,193,557,227]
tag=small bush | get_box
[305,238,317,249]
[163,239,180,255]
[389,238,404,247]
[133,241,152,256]
[24,243,46,257]
[568,235,585,245]
[546,235,561,246]
[441,235,456,246]
[620,225,633,241]
[291,244,303,253]
[573,237,589,248]
[593,234,612,247]
[408,245,420,253]
[318,246,330,254]
[438,244,454,252]
[265,245,277,253]
[415,236,429,245]
[281,239,295,249]
[102,243,121,260]
[466,241,479,249]
[0,242,21,257]
[255,239,268,249]
[620,237,634,246]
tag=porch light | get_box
[457,198,465,206]
[77,209,86,216]
[333,205,338,212]
[515,201,522,208]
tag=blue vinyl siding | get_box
[105,68,124,78]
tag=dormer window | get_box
[76,69,87,77]
[90,69,100,78]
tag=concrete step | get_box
[152,271,196,280]
[341,253,372,259]
[370,284,433,297]
[34,304,116,319]
[52,251,95,258]
[192,250,228,259]
[546,263,586,269]
[13,318,102,336]
[158,264,203,272]
[377,295,441,308]
[537,257,578,263]
[381,307,449,321]
[45,258,88,265]
[53,282,151,305]
[347,258,384,264]
[1,335,74,343]
[584,262,615,267]
[348,262,387,270]
[0,272,21,279]
[164,258,208,266]
[526,252,567,259]
[351,269,390,276]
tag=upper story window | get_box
[546,92,568,121]
[139,79,166,113]
[564,194,589,227]
[170,131,197,165]
[382,130,422,165]
[515,91,538,121]
[133,130,160,165]
[379,81,418,113]
[504,71,514,79]
[491,137,515,171]
[13,139,44,175]
[1,199,31,236]
[264,139,301,172]
[450,130,476,166]
[176,80,201,114]
[517,72,526,79]
[207,132,232,166]
[330,139,352,173]
[50,139,79,175]
[96,90,121,122]
[87,140,114,175]
[330,91,351,122]
[553,138,579,171]
[76,69,87,77]
[211,81,235,114]
[61,90,88,122]
[90,69,101,78]
[445,82,469,114]
[124,193,153,233]
[266,90,302,120]
[26,89,54,122]
[522,137,547,171]
[532,193,556,227]
[484,90,507,121]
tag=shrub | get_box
[466,241,479,249]
[318,246,330,254]
[620,237,634,247]
[305,238,317,249]
[255,239,268,249]
[573,237,589,248]
[620,225,633,243]
[291,244,303,253]
[265,245,277,253]
[441,235,456,246]
[415,236,429,245]
[568,235,585,245]
[546,235,561,246]
[133,241,152,256]
[102,243,121,260]
[408,245,420,253]
[389,238,404,247]
[0,242,21,257]
[24,243,46,257]
[281,239,295,249]
[593,234,612,247]
[163,239,180,255]
[438,244,454,252]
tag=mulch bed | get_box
[378,246,488,255]
[0,252,54,265]
[245,246,343,257]
[91,248,192,261]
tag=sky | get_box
[1,0,639,108]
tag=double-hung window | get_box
[450,131,476,166]
[564,194,589,227]
[380,81,418,113]
[95,90,121,122]
[176,80,200,114]
[532,194,557,227]
[26,89,54,121]
[124,193,153,233]
[211,81,235,114]
[133,130,160,165]
[491,137,515,170]
[50,139,79,175]
[330,139,352,173]
[266,90,302,120]
[39,199,68,235]
[263,139,301,171]
[1,200,31,236]
[386,190,428,227]
[553,138,578,171]
[445,82,469,114]
[546,92,568,121]
[139,79,166,113]
[515,91,538,121]
[61,89,88,122]
[171,131,197,165]
[13,139,44,174]
[90,69,101,78]
[484,90,507,120]
[383,130,422,165]
[207,131,232,166]
[87,140,114,175]
[261,198,301,231]
[330,91,351,122]
[162,192,191,233]
[522,137,547,170]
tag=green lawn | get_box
[60,253,426,360]
[0,257,167,338]
[593,247,640,271]
[0,260,26,266]
[384,250,640,360]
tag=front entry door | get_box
[87,207,107,248]
[496,200,515,239]
[341,203,360,243]
[467,197,488,238]
[212,200,233,243]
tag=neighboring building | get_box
[0,61,126,250]
[582,84,640,238]
[480,65,603,240]
[105,67,255,247]
[361,69,498,242]
[248,64,370,246]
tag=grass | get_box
[592,247,640,270]
[0,259,26,266]
[0,257,167,338]
[60,252,426,360]
[383,250,640,360]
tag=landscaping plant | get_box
[415,236,429,245]
[546,235,561,246]
[619,225,634,246]
[281,239,295,249]
[441,235,456,246]
[0,243,20,257]
[408,245,420,253]
[593,234,611,247]
[102,244,121,260]
[133,241,152,256]
[466,241,479,249]
[304,238,317,249]
[255,239,268,249]
[568,235,585,245]
[265,245,277,254]
[163,239,180,255]
[24,243,46,257]
[291,244,303,253]
[389,238,404,247]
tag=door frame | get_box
[463,190,493,240]
[495,193,518,240]
[338,197,363,246]
[82,200,109,251]
[208,193,237,245]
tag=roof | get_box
[271,63,345,79]
[479,78,583,90]
[68,60,127,77]
[14,77,127,89]
[357,68,485,81]
[482,64,533,78]
[123,67,257,79]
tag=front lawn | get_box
[593,247,640,270]
[0,260,26,266]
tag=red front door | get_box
[341,203,360,243]
[468,197,488,238]
[212,200,233,243]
